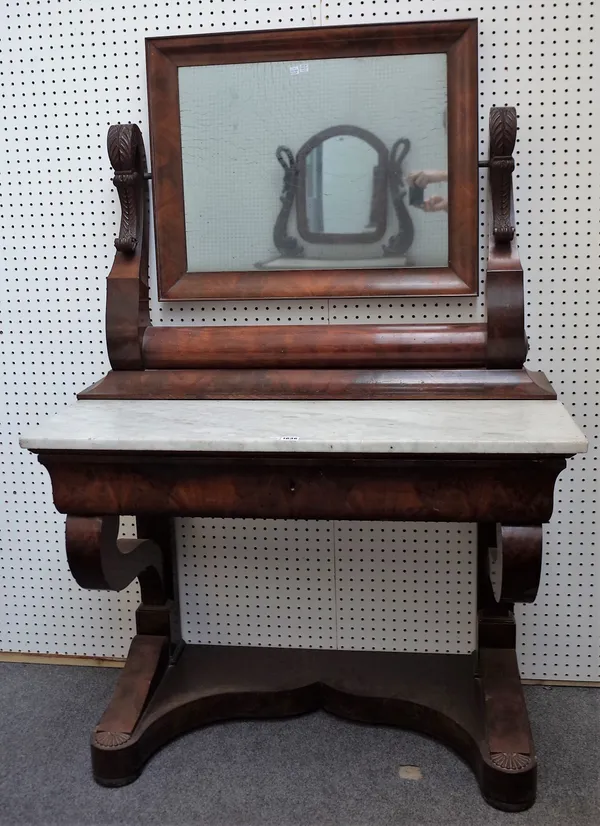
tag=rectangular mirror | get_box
[147,21,477,300]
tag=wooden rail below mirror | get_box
[142,324,487,369]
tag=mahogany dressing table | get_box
[20,21,587,812]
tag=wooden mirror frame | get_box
[146,20,478,301]
[296,125,389,245]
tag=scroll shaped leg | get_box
[65,515,179,785]
[490,525,543,605]
[66,515,165,603]
[476,523,543,811]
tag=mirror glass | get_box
[179,52,448,272]
[303,135,381,236]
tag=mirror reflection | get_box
[303,134,383,237]
[178,52,449,272]
[272,129,416,263]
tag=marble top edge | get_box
[19,399,588,456]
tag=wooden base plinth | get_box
[91,641,536,811]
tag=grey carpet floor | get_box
[0,662,598,826]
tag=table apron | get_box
[38,454,566,523]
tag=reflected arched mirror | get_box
[297,127,388,243]
[269,125,416,267]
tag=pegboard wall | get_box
[0,1,598,680]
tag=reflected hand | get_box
[421,195,448,213]
[407,170,448,188]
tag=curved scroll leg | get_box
[66,515,165,603]
[476,523,544,811]
[66,515,179,786]
[491,525,543,604]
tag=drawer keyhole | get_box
[289,479,296,493]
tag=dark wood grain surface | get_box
[142,323,487,369]
[78,367,557,401]
[38,453,565,523]
[90,642,536,811]
[66,515,166,605]
[485,107,527,368]
[105,125,150,369]
[93,635,169,751]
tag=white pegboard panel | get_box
[179,520,475,654]
[179,519,336,648]
[334,523,475,653]
[0,1,598,681]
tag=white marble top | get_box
[19,400,587,456]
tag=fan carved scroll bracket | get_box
[107,124,148,255]
[488,106,517,245]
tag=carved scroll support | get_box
[491,525,543,604]
[66,515,178,763]
[108,123,147,254]
[479,522,543,608]
[66,515,166,605]
[489,106,517,244]
[106,124,150,371]
[485,107,527,369]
